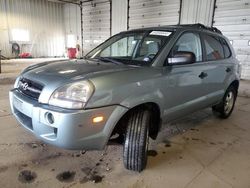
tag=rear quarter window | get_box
[220,38,231,58]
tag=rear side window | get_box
[220,38,231,58]
[203,35,224,61]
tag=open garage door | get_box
[82,0,111,54]
[128,0,181,30]
[213,0,250,79]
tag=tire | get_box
[123,109,151,172]
[212,86,237,119]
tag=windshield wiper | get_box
[94,57,124,65]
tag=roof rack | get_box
[179,23,222,34]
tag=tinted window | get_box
[203,35,224,61]
[170,32,202,62]
[221,38,231,58]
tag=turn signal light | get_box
[93,116,104,123]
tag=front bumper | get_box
[9,89,128,150]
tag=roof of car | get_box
[124,23,223,36]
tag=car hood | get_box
[22,59,136,86]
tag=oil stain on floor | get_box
[0,166,8,173]
[80,166,105,184]
[56,171,76,183]
[80,174,104,184]
[147,150,158,157]
[18,170,37,183]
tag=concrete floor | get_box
[0,59,250,188]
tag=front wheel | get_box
[212,86,237,119]
[123,109,151,172]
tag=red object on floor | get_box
[67,48,77,59]
[19,52,32,58]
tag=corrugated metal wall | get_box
[180,0,215,26]
[128,0,180,30]
[0,0,65,58]
[214,0,250,79]
[111,0,127,35]
[0,0,9,57]
[63,2,81,55]
[82,0,111,54]
[64,3,81,43]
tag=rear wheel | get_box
[123,109,151,172]
[212,86,237,119]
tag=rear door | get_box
[200,33,233,104]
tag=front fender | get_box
[119,89,163,116]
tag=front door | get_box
[161,32,208,122]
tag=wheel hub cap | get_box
[224,91,234,114]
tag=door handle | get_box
[198,72,208,79]
[226,67,231,72]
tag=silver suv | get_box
[9,24,240,172]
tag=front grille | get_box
[18,78,43,100]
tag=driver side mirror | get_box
[168,51,196,65]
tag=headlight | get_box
[49,80,94,109]
[14,77,21,88]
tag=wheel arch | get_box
[112,102,161,140]
[229,80,239,93]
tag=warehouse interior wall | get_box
[63,0,111,55]
[180,0,215,26]
[214,0,250,80]
[1,0,248,79]
[63,3,81,49]
[0,0,65,58]
[111,0,127,35]
[128,0,180,29]
[81,0,111,54]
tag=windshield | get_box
[85,30,173,66]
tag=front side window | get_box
[203,35,224,61]
[170,32,202,62]
[86,31,172,66]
